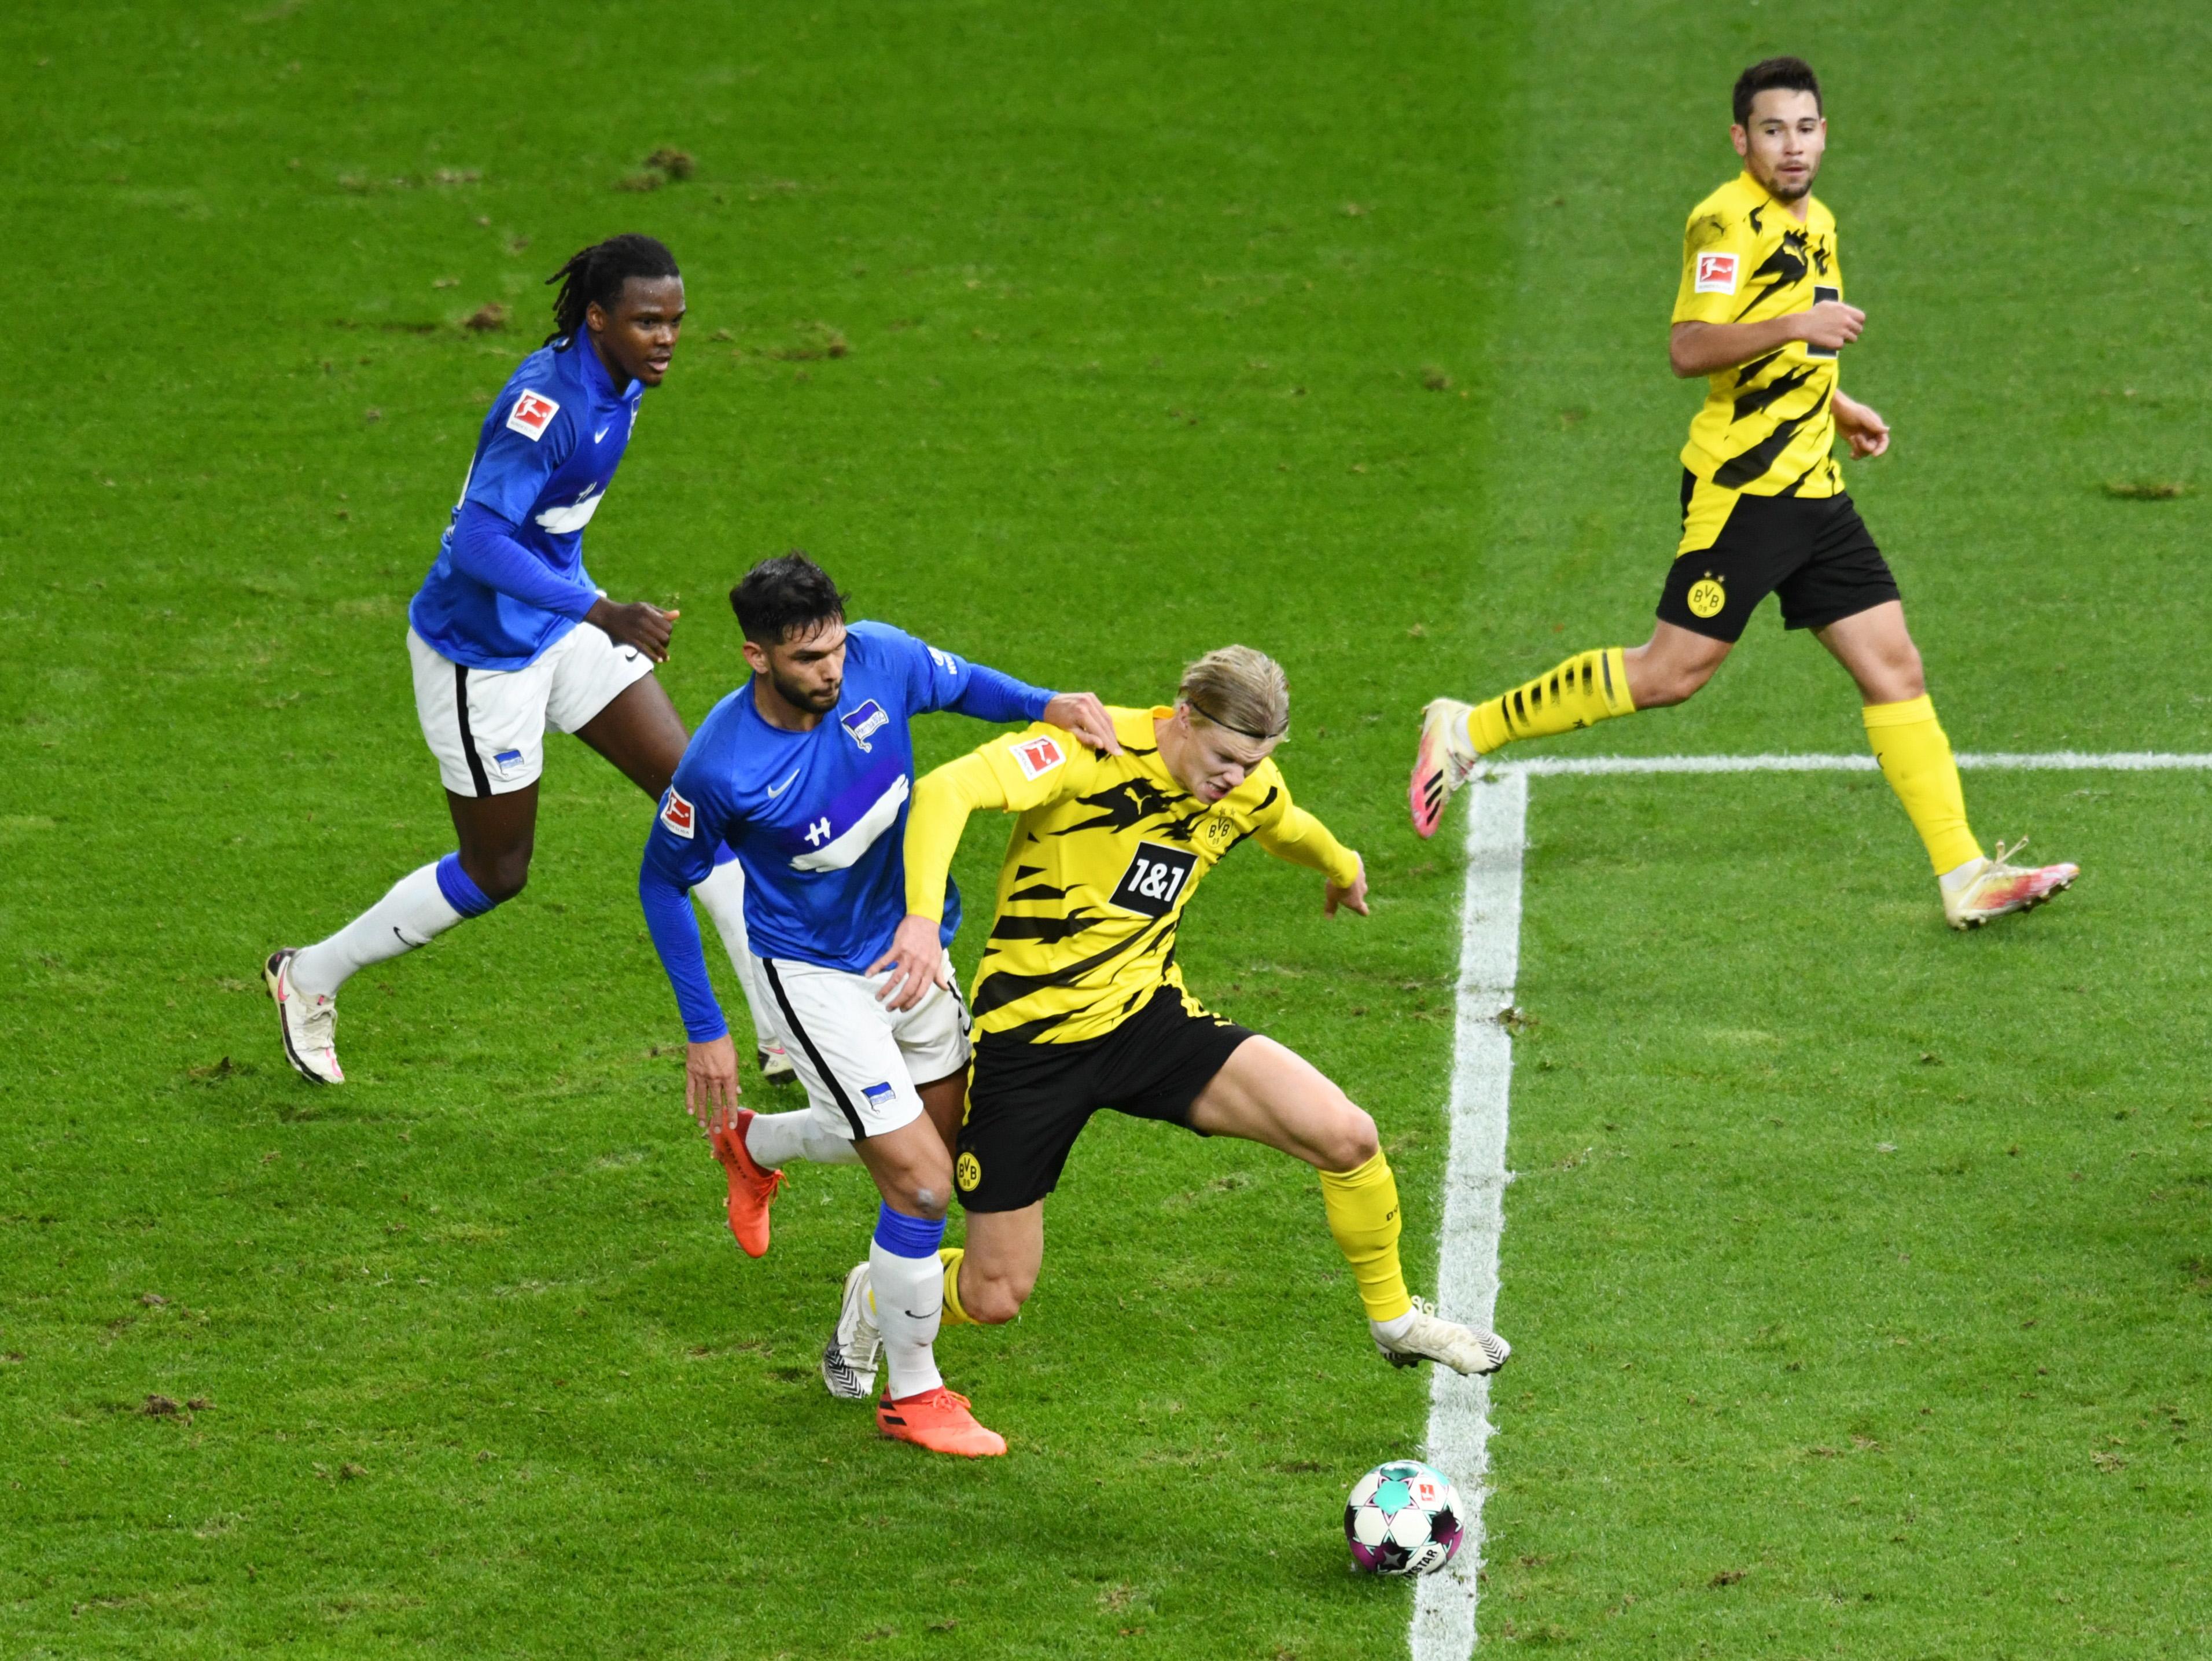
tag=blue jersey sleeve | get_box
[448,502,600,619]
[639,767,737,1043]
[463,386,579,524]
[867,623,1052,723]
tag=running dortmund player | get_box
[1410,57,2078,930]
[827,646,1510,1398]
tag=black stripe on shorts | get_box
[761,958,866,1138]
[452,663,492,799]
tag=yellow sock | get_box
[1318,1152,1414,1323]
[1863,695,1983,874]
[1468,647,1635,755]
[937,1247,973,1326]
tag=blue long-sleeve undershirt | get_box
[939,662,1052,726]
[448,501,599,620]
[639,858,729,1043]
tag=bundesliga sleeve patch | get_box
[506,389,561,441]
[1011,734,1065,780]
[1693,251,1740,295]
[660,788,696,839]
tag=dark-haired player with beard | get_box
[266,233,780,1091]
[1412,57,2077,929]
[639,553,1120,1457]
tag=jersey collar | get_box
[574,333,638,405]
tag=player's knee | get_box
[466,850,531,903]
[962,1264,1032,1325]
[888,1166,953,1221]
[1319,1104,1381,1173]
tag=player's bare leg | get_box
[1411,624,1723,837]
[264,782,538,1086]
[851,1109,1004,1457]
[1621,620,1732,709]
[1818,601,2077,927]
[1186,1037,1508,1375]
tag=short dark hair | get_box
[543,234,680,348]
[731,553,846,646]
[1733,57,1821,127]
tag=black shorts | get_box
[1656,469,1901,643]
[955,987,1256,1213]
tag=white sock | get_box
[868,1239,945,1399]
[1371,1310,1418,1345]
[691,858,780,1050]
[290,862,465,1001]
[1939,855,1989,895]
[744,1109,860,1168]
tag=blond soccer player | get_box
[820,646,1511,1408]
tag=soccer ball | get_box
[1344,1460,1465,1576]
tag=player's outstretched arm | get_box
[897,627,1122,754]
[871,752,1014,1012]
[1253,799,1369,918]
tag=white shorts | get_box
[757,953,972,1141]
[408,624,654,798]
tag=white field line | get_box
[1411,769,1526,1661]
[1514,750,2212,777]
[1411,746,2207,1659]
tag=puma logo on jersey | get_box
[506,389,560,440]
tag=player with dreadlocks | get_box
[265,234,790,1204]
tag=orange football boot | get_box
[876,1387,1007,1457]
[710,1108,783,1258]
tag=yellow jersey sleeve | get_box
[902,727,1097,920]
[1247,770,1362,888]
[1672,202,1757,326]
[973,723,1096,812]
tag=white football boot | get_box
[820,1261,882,1402]
[1409,699,1483,839]
[1941,839,2079,930]
[263,949,343,1085]
[1374,1296,1511,1376]
[757,1042,797,1083]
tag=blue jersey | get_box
[638,622,1054,1043]
[408,338,645,670]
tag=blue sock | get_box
[435,852,498,919]
[873,1203,946,1258]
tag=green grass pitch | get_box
[3,1,2208,1656]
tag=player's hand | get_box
[868,913,951,1013]
[1794,300,1865,352]
[1041,692,1123,755]
[1833,392,1891,460]
[1324,854,1370,919]
[587,597,680,663]
[685,1034,742,1134]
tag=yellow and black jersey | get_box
[901,705,1361,1046]
[1673,172,1845,503]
